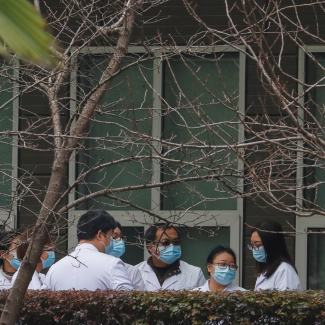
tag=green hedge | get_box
[0,289,325,324]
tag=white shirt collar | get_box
[76,243,99,252]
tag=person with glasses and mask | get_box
[44,210,133,291]
[195,246,245,292]
[136,223,206,291]
[249,219,301,291]
[0,231,20,289]
[110,222,145,290]
[11,228,55,290]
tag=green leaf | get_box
[0,0,57,66]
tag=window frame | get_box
[296,46,325,289]
[68,46,246,286]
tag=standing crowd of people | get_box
[0,210,301,292]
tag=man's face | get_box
[149,227,179,256]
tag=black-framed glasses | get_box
[210,262,238,271]
[247,244,263,251]
[154,239,181,246]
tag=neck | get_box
[35,261,43,273]
[79,240,103,253]
[151,255,170,268]
[3,260,16,274]
[209,276,228,292]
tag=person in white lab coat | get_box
[0,231,21,289]
[249,220,301,291]
[11,229,55,290]
[195,246,246,292]
[136,223,206,291]
[44,210,133,291]
[110,222,145,291]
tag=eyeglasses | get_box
[210,263,238,271]
[102,232,126,241]
[153,239,181,246]
[247,244,263,251]
[113,235,127,241]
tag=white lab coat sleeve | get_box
[196,269,206,288]
[132,267,146,291]
[110,259,134,291]
[42,268,52,290]
[274,265,301,291]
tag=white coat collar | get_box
[143,260,179,289]
[201,280,236,292]
[76,243,99,252]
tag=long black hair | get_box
[251,220,297,278]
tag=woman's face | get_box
[251,231,263,249]
[207,252,236,277]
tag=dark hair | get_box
[17,228,52,261]
[207,246,237,274]
[144,223,180,253]
[115,221,122,232]
[251,219,297,278]
[0,231,18,266]
[77,210,116,242]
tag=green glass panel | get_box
[77,56,153,210]
[120,226,144,266]
[178,226,230,278]
[162,54,239,210]
[307,228,325,289]
[305,54,325,208]
[0,63,13,209]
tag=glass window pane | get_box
[0,62,14,210]
[178,226,230,278]
[76,55,153,210]
[120,226,144,266]
[305,54,325,209]
[162,53,239,210]
[307,228,325,289]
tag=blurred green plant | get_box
[0,0,56,66]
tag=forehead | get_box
[114,227,122,235]
[251,231,262,242]
[155,227,178,240]
[213,252,235,264]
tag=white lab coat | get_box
[12,268,43,290]
[255,262,301,291]
[125,263,145,291]
[0,271,12,290]
[136,260,206,291]
[194,280,246,292]
[43,243,133,291]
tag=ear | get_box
[207,264,214,274]
[0,250,6,260]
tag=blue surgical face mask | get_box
[253,246,267,263]
[101,233,114,255]
[212,266,236,285]
[158,245,181,264]
[41,251,55,269]
[6,252,21,270]
[110,239,125,258]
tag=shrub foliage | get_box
[1,289,325,324]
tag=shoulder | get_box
[179,260,202,273]
[135,261,147,271]
[276,262,297,275]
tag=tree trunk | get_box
[0,1,138,323]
